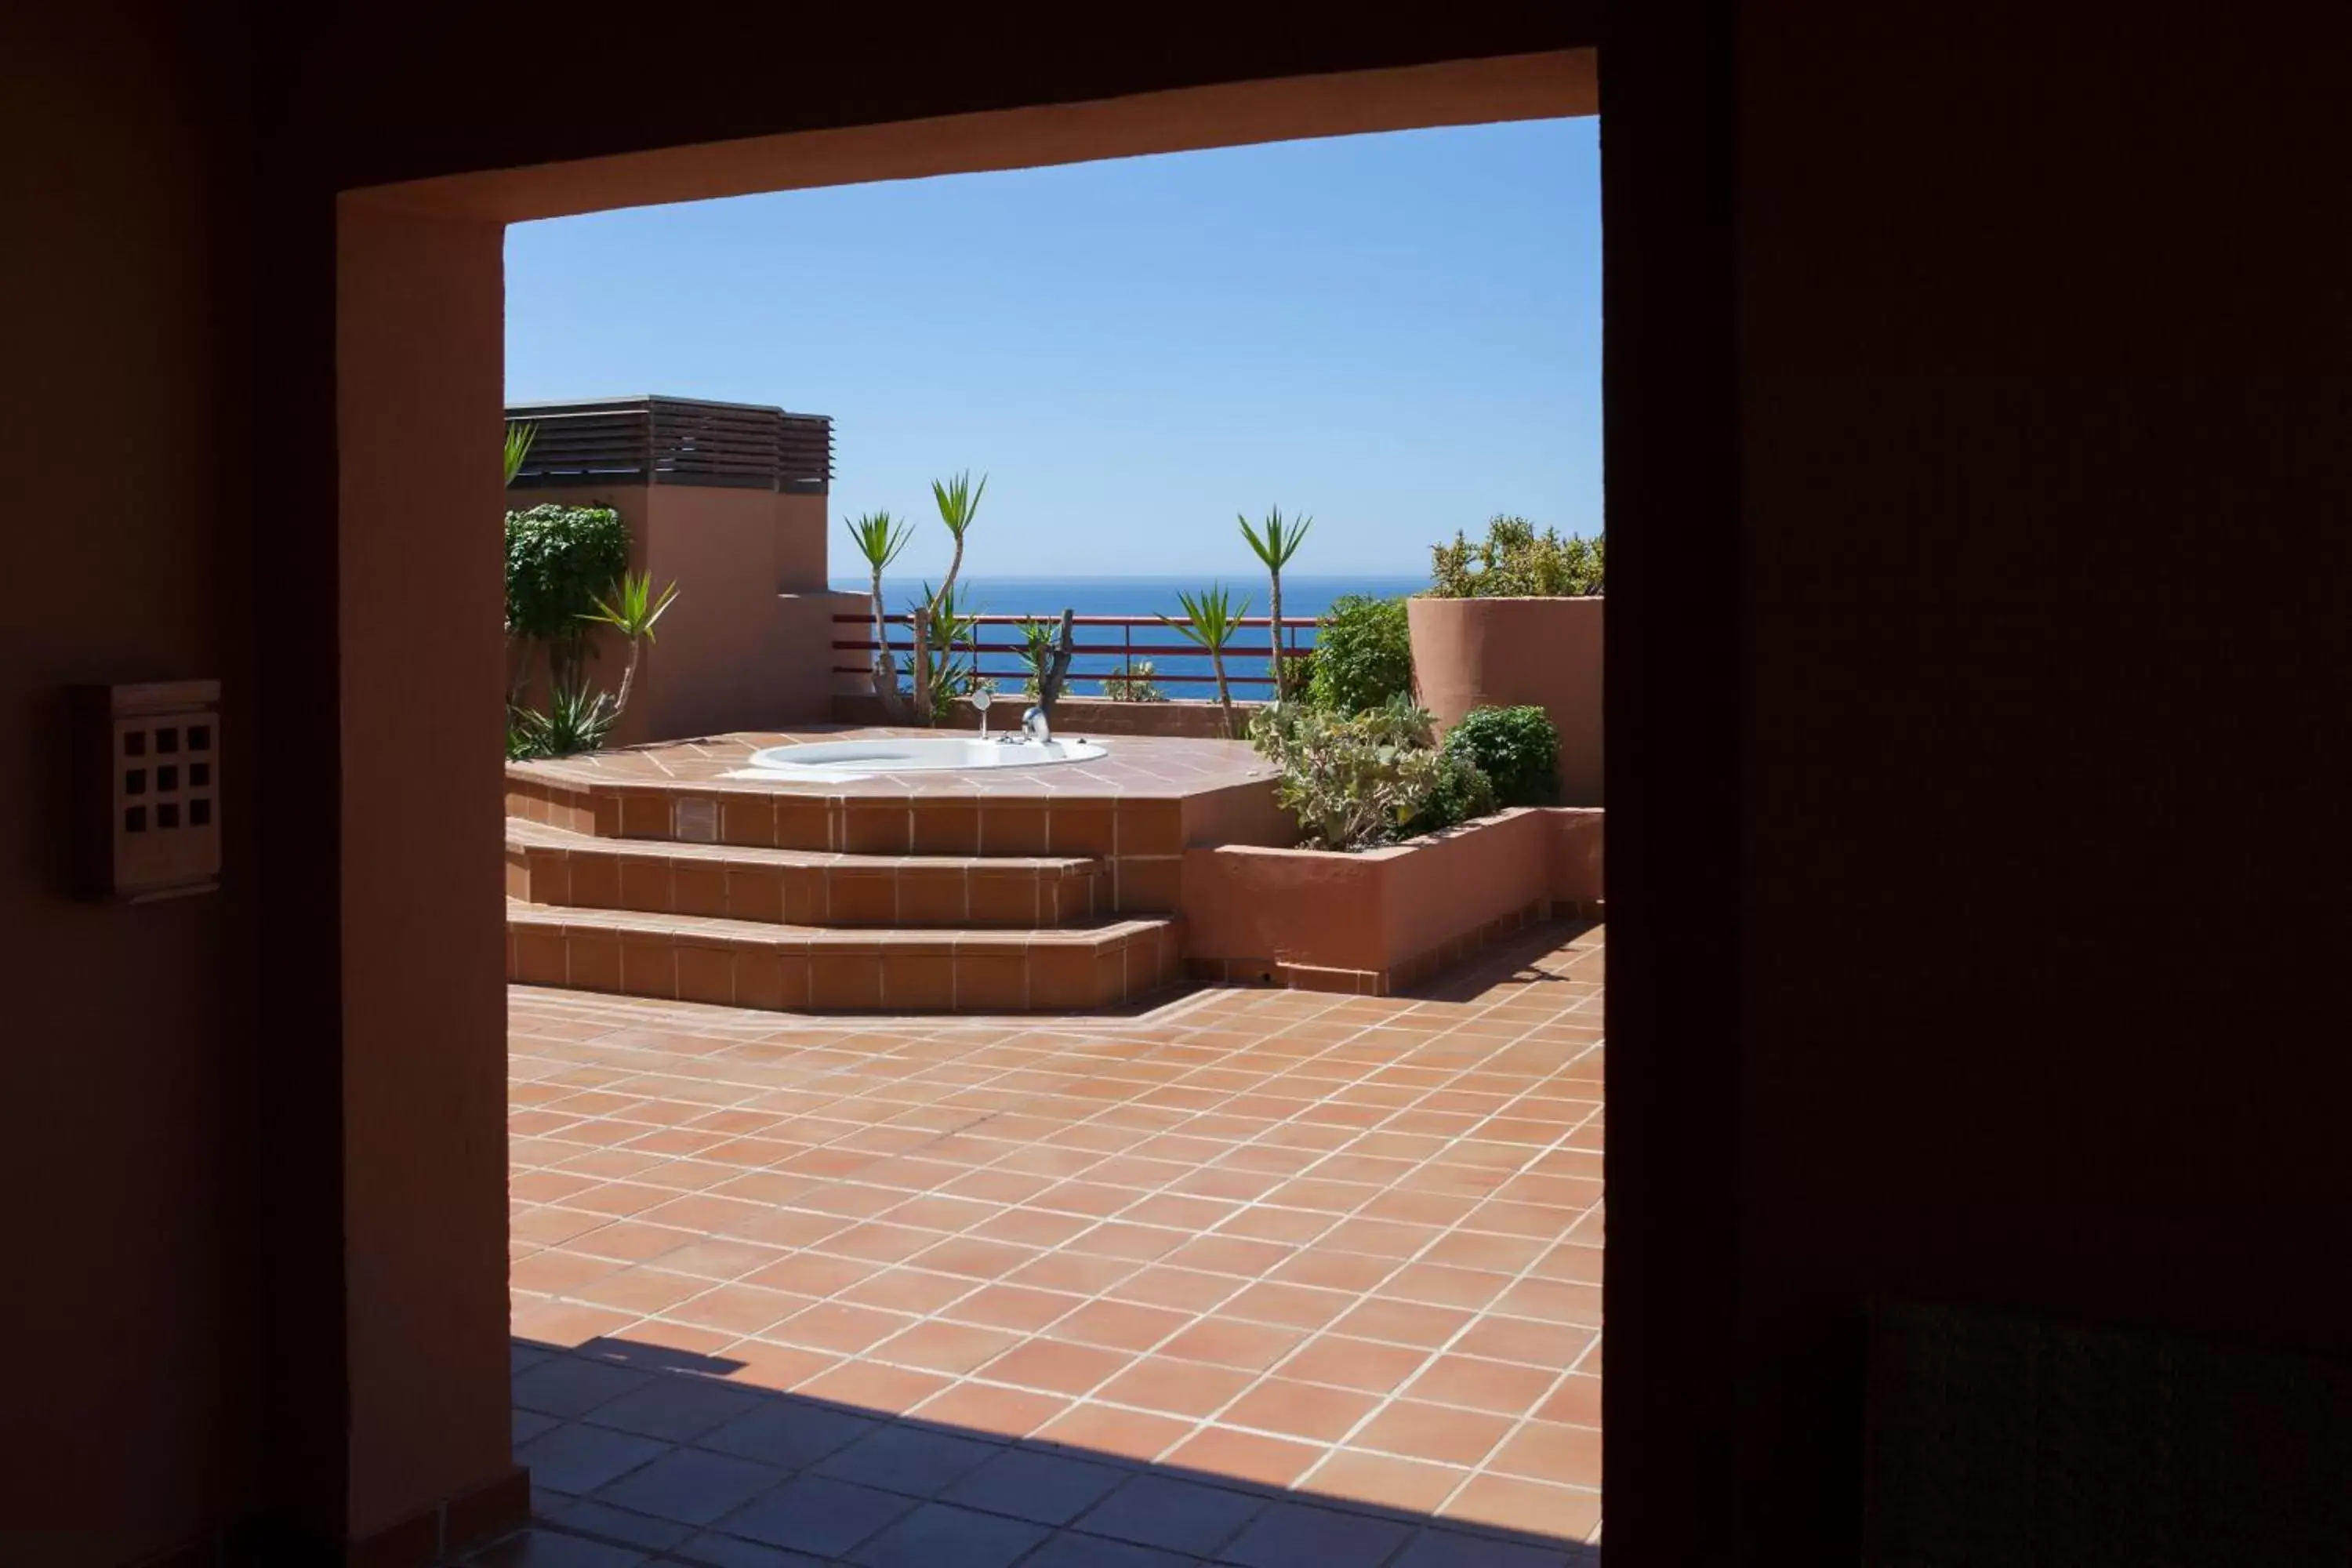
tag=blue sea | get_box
[828,574,1426,698]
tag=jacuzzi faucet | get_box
[1022,704,1052,744]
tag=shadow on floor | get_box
[479,1333,1600,1568]
[1400,920,1602,1006]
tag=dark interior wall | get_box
[1726,5,2352,1554]
[1,5,256,1563]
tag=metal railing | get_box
[832,612,1317,692]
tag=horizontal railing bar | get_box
[831,666,1279,687]
[832,637,1309,659]
[829,612,1318,628]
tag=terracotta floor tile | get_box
[1329,1297,1472,1349]
[1534,1372,1602,1428]
[871,1319,1026,1375]
[659,1283,810,1337]
[1438,1473,1602,1541]
[1353,1400,1514,1467]
[911,1380,1072,1439]
[940,1283,1089,1334]
[1161,1235,1294,1279]
[1530,1240,1606,1283]
[1218,1279,1356,1331]
[1420,1231,1548,1276]
[977,1337,1133,1396]
[1033,1403,1192,1464]
[712,1341,839,1393]
[1102,1265,1243,1314]
[1157,1317,1306,1373]
[938,1445,1129,1526]
[1161,1425,1323,1489]
[1218,1377,1381,1443]
[1299,1450,1470,1515]
[1453,1316,1593,1369]
[1005,1250,1142,1296]
[596,1446,786,1528]
[1094,1356,1257,1418]
[1214,1497,1417,1566]
[914,1236,1043,1281]
[1062,1220,1189,1262]
[766,1301,919,1355]
[1269,1250,1399,1294]
[816,1221,950,1265]
[836,1267,977,1316]
[795,1359,953,1415]
[510,918,1609,1541]
[1398,1353,1559,1417]
[1272,1334,1434,1396]
[1486,1418,1605,1488]
[1046,1298,1191,1353]
[1492,1276,1604,1326]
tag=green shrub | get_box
[1406,751,1499,837]
[1248,698,1446,851]
[1305,594,1414,713]
[1443,705,1560,807]
[1428,515,1604,598]
[505,504,630,644]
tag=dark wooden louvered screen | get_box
[506,396,832,493]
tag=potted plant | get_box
[1406,515,1605,804]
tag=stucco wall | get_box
[510,482,844,742]
[1408,594,1603,805]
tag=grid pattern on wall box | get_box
[507,395,834,493]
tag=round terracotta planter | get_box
[1406,594,1603,805]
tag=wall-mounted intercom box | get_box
[72,681,220,901]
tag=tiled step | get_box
[505,818,1102,928]
[505,900,1184,1013]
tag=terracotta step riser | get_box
[506,846,1100,928]
[506,920,1183,1013]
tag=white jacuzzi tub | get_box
[743,736,1108,776]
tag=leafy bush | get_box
[1443,705,1560,807]
[1428,515,1604,598]
[1406,752,1500,837]
[1305,595,1414,713]
[506,504,630,645]
[1248,699,1446,851]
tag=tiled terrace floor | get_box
[495,922,1603,1566]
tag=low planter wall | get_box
[1181,807,1604,994]
[1407,594,1603,806]
[831,691,1261,740]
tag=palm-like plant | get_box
[929,470,985,608]
[503,421,536,486]
[1164,585,1254,737]
[580,570,680,719]
[845,510,915,699]
[909,581,978,723]
[1238,507,1312,702]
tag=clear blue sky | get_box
[506,118,1599,579]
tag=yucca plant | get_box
[1014,615,1060,698]
[929,470,985,608]
[907,581,978,724]
[580,570,679,720]
[1238,507,1312,702]
[1164,585,1253,737]
[845,510,915,702]
[511,679,617,759]
[503,420,536,486]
